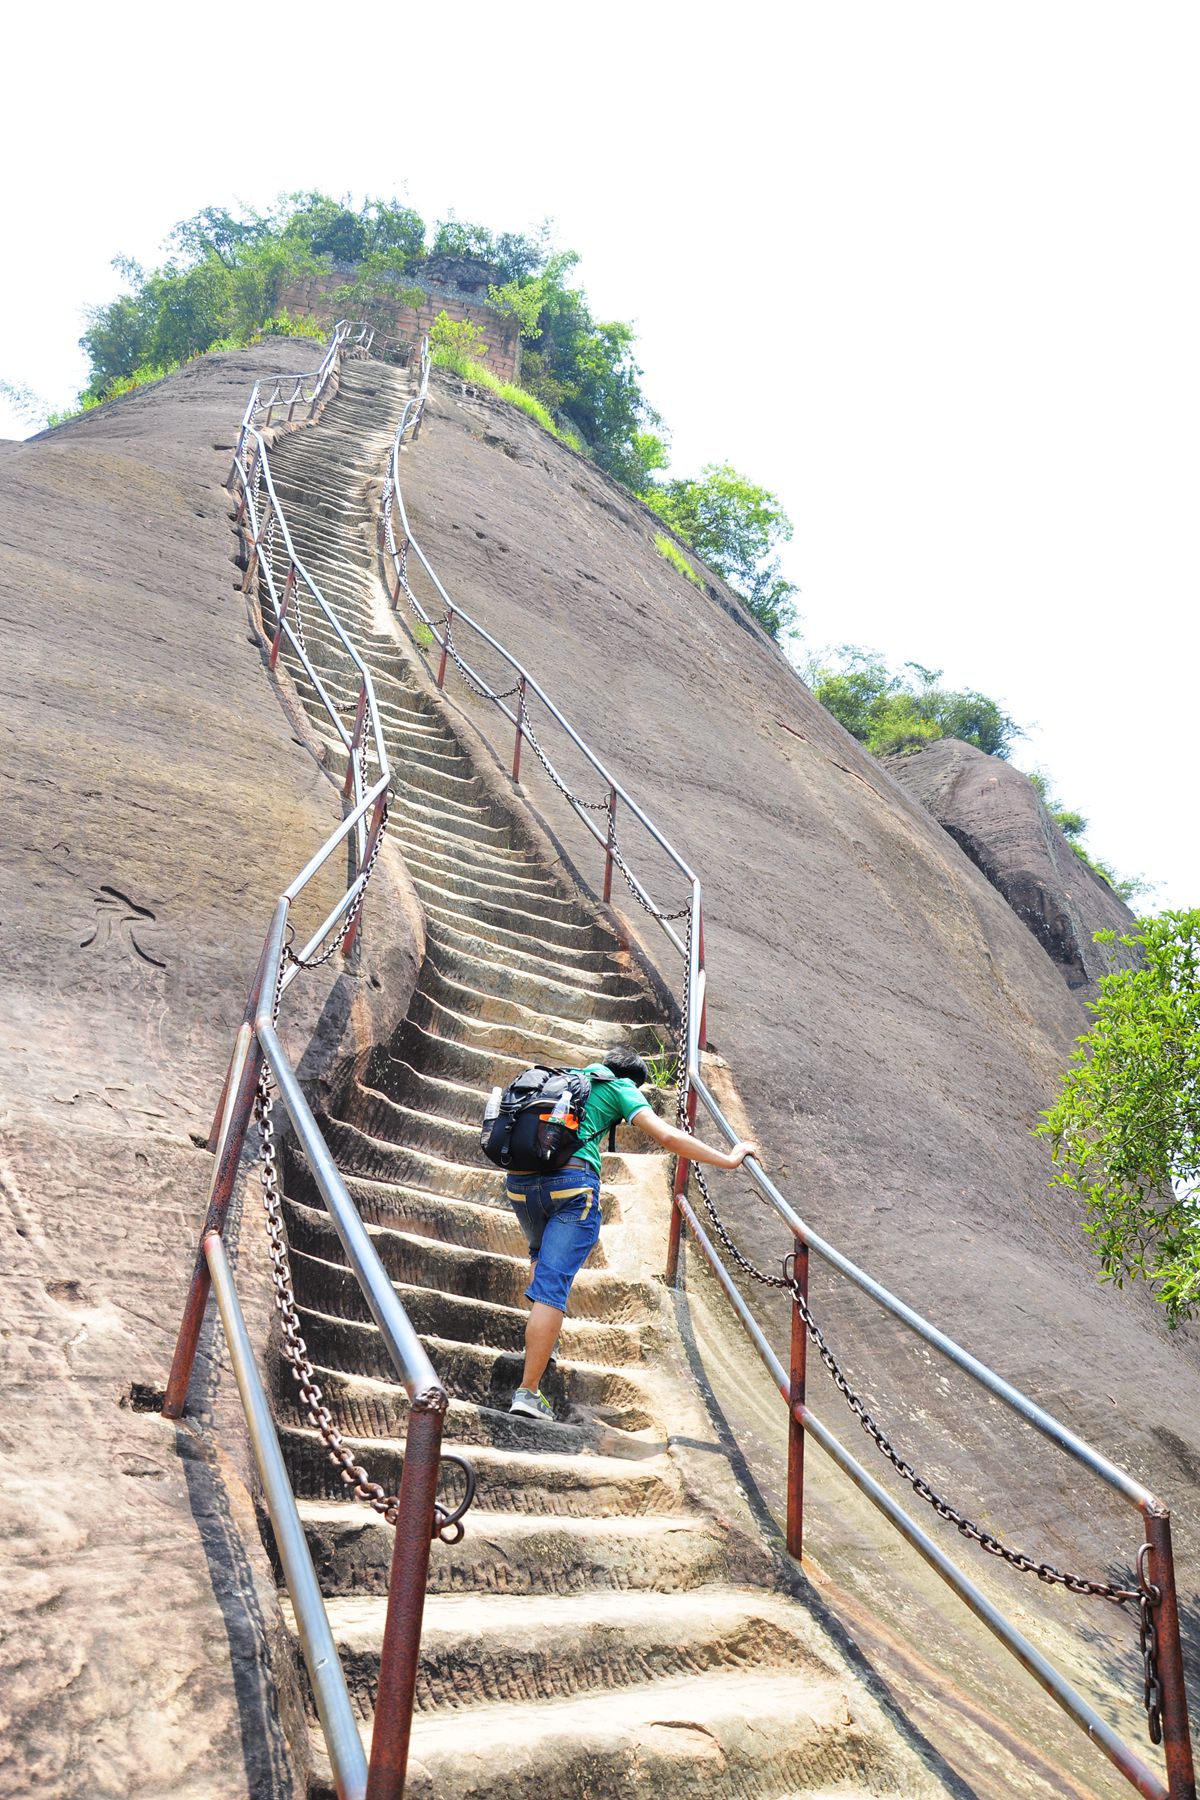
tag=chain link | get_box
[690,1155,1143,1606]
[1137,1543,1164,1744]
[284,793,390,972]
[441,616,524,703]
[255,939,472,1541]
[669,926,1162,1741]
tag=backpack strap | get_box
[573,1068,621,1155]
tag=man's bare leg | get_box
[522,1300,564,1393]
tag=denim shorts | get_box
[503,1167,602,1312]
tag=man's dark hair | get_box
[603,1044,650,1087]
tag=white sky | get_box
[3,3,1196,909]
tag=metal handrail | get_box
[378,364,1194,1800]
[235,319,374,448]
[166,324,454,1800]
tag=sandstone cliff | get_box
[0,349,421,1799]
[4,344,1197,1799]
[884,736,1140,990]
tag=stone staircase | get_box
[257,356,951,1798]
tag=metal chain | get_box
[442,616,523,703]
[256,919,474,1541]
[284,793,391,971]
[673,927,1146,1618]
[1138,1544,1164,1744]
[689,1157,1143,1608]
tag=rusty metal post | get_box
[665,1088,698,1286]
[436,609,453,689]
[787,1241,810,1561]
[364,1394,447,1800]
[603,785,618,903]
[512,677,526,781]
[343,682,368,796]
[1145,1511,1197,1800]
[163,1031,265,1419]
[341,788,388,961]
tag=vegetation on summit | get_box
[66,192,798,641]
[799,645,1147,900]
[801,646,1020,760]
[1039,910,1200,1323]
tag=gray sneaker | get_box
[509,1386,553,1421]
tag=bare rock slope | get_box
[0,348,421,1800]
[884,736,1139,990]
[385,366,1200,1792]
[5,339,1198,1800]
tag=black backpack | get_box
[480,1065,617,1174]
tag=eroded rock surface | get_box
[380,366,1200,1795]
[884,737,1139,990]
[0,347,420,1800]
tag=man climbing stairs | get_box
[252,354,954,1797]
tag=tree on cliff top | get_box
[645,465,799,639]
[802,646,1021,758]
[1038,910,1200,1324]
[78,197,663,490]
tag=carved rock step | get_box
[335,1080,639,1168]
[310,1669,917,1800]
[413,959,641,1035]
[426,918,631,994]
[288,1258,658,1371]
[396,1335,659,1431]
[283,1198,626,1301]
[289,1275,652,1375]
[283,1432,685,1523]
[418,897,624,974]
[279,1366,663,1461]
[295,1503,774,1600]
[421,941,645,1025]
[403,846,587,913]
[296,1589,830,1720]
[281,1169,532,1252]
[316,1115,639,1198]
[365,1023,532,1090]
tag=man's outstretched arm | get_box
[633,1107,759,1171]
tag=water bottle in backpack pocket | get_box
[479,1064,614,1173]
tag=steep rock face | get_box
[382,369,1200,1789]
[884,737,1139,990]
[0,347,422,1800]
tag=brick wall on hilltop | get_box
[279,272,522,383]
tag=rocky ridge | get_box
[884,737,1140,990]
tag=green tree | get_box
[281,192,367,263]
[1025,769,1151,903]
[647,464,798,638]
[803,646,1021,758]
[1037,911,1200,1323]
[361,200,426,260]
[428,311,490,365]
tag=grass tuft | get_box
[655,532,703,588]
[432,348,565,441]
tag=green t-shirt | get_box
[572,1063,650,1175]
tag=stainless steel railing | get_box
[166,323,461,1800]
[377,364,1195,1800]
